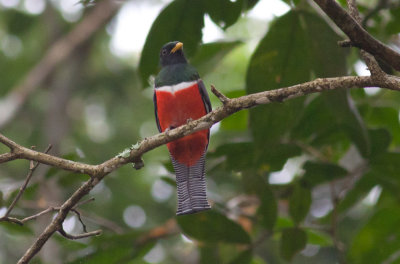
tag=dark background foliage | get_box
[1,0,400,263]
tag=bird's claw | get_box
[165,126,176,132]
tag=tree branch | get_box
[313,0,400,71]
[4,73,398,263]
[57,226,102,240]
[2,76,397,177]
[345,0,385,78]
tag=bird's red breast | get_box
[155,81,209,166]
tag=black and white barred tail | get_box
[172,152,211,215]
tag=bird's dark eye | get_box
[162,49,167,55]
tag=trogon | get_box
[153,41,212,215]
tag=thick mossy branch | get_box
[313,0,400,71]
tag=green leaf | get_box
[53,235,88,251]
[240,169,277,231]
[368,128,391,157]
[58,173,88,187]
[386,6,400,35]
[306,229,333,247]
[292,96,352,158]
[220,90,248,131]
[299,11,369,157]
[289,183,312,224]
[247,10,349,157]
[303,161,348,187]
[276,217,294,230]
[348,207,400,264]
[4,10,36,35]
[257,181,278,230]
[69,232,151,264]
[250,257,267,264]
[45,166,59,178]
[177,210,251,244]
[246,11,309,149]
[139,0,205,87]
[204,0,243,29]
[130,241,156,261]
[243,0,260,10]
[292,95,335,140]
[363,106,400,145]
[68,246,132,264]
[228,249,253,264]
[280,227,307,261]
[368,152,400,193]
[321,90,370,157]
[191,41,242,77]
[211,141,300,172]
[257,143,301,171]
[200,245,220,264]
[211,142,255,171]
[337,174,375,213]
[0,221,33,235]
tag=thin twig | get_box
[79,211,124,234]
[3,145,52,219]
[338,39,353,47]
[21,207,57,223]
[211,84,230,105]
[71,209,87,233]
[1,217,23,225]
[1,196,93,227]
[57,226,102,240]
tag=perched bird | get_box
[153,41,212,215]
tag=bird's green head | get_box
[159,41,187,66]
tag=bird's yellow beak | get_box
[170,42,183,54]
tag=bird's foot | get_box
[165,126,176,132]
[186,118,193,124]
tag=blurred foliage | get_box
[1,0,400,263]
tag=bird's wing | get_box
[153,92,162,133]
[197,79,212,114]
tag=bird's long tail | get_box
[172,153,211,215]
